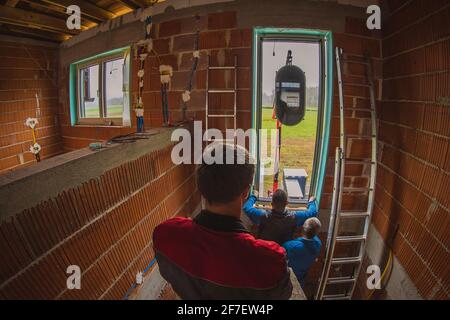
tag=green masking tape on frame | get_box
[251,27,334,206]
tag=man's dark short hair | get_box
[197,143,255,204]
[272,189,288,207]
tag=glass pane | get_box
[104,58,124,118]
[258,40,320,201]
[79,64,100,118]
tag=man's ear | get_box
[242,185,251,200]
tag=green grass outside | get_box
[84,104,123,118]
[260,107,317,196]
[261,107,317,138]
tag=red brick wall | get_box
[321,20,382,211]
[369,0,449,299]
[0,40,63,173]
[0,144,199,299]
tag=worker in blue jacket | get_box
[283,217,322,287]
[242,189,318,245]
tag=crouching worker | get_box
[242,189,318,245]
[153,143,293,299]
[283,217,322,287]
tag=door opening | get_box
[251,28,333,206]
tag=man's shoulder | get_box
[290,237,322,252]
[156,216,192,229]
[313,235,323,248]
[242,235,287,260]
[153,217,193,241]
[283,238,305,250]
[233,236,288,283]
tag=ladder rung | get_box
[336,235,366,242]
[340,59,369,66]
[327,276,356,285]
[206,139,235,143]
[340,211,370,218]
[331,256,362,264]
[207,114,235,118]
[323,294,351,300]
[345,134,376,139]
[345,159,375,164]
[208,89,235,93]
[208,66,235,70]
[344,107,374,112]
[342,187,373,192]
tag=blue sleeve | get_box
[314,236,322,250]
[242,195,267,225]
[294,199,318,227]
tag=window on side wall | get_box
[75,51,129,126]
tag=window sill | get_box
[0,125,184,220]
[73,124,131,129]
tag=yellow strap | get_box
[31,128,37,144]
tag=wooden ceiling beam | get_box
[134,0,154,7]
[0,18,74,38]
[21,0,99,26]
[41,0,115,22]
[0,23,66,42]
[5,0,21,7]
[116,0,141,10]
[0,4,81,35]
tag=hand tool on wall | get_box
[159,65,173,126]
[180,15,201,123]
[134,4,161,132]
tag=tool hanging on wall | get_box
[133,6,161,133]
[25,118,41,162]
[160,64,173,126]
[180,15,201,123]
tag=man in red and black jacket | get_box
[153,143,293,299]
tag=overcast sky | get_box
[262,41,320,96]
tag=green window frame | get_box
[69,46,132,127]
[251,27,334,206]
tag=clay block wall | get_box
[0,144,199,299]
[0,40,63,173]
[357,0,449,299]
[135,11,252,131]
[321,20,382,210]
[58,11,252,151]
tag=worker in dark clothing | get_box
[242,189,318,245]
[153,143,293,300]
[283,217,322,287]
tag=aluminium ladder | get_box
[316,47,378,300]
[205,55,238,143]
